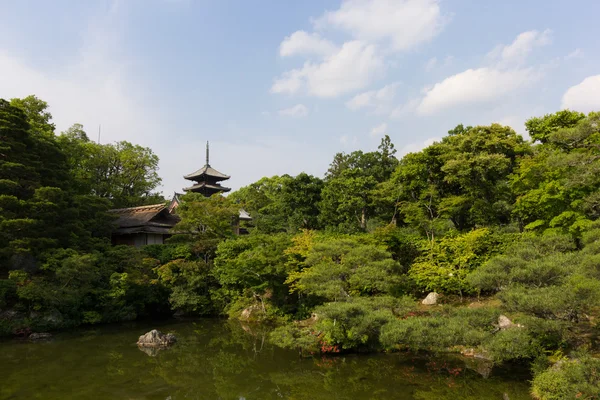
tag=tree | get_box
[9,95,55,137]
[286,236,402,301]
[512,112,600,235]
[58,125,163,207]
[525,110,585,143]
[387,124,528,234]
[320,135,399,231]
[171,193,240,260]
[229,173,323,233]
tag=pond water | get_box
[0,319,533,399]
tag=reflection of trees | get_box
[0,320,532,399]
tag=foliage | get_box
[531,351,600,400]
[313,296,416,351]
[229,173,323,233]
[155,259,215,315]
[513,112,600,235]
[386,124,526,236]
[319,135,399,232]
[57,126,163,207]
[213,233,293,315]
[286,236,402,301]
[409,228,511,295]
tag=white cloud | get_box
[488,29,551,65]
[399,137,441,156]
[561,75,600,113]
[0,24,156,148]
[417,67,541,115]
[346,82,400,113]
[271,40,385,97]
[390,97,420,118]
[279,30,338,58]
[279,103,309,118]
[565,48,584,60]
[370,122,388,137]
[314,0,448,52]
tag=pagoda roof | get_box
[184,165,230,181]
[183,182,231,193]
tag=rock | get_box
[29,332,52,341]
[239,305,263,321]
[498,315,523,330]
[421,292,439,305]
[498,315,513,329]
[137,329,177,348]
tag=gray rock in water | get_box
[29,332,52,341]
[422,292,439,305]
[137,329,177,348]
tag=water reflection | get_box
[0,319,532,399]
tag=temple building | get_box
[110,142,250,247]
[183,142,231,197]
[109,203,179,246]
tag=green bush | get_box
[379,309,494,352]
[482,328,542,362]
[532,352,600,400]
[313,296,415,351]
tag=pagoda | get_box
[183,142,231,197]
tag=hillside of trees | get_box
[1,96,599,398]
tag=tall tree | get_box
[58,124,163,207]
[387,124,528,234]
[513,111,600,236]
[320,135,399,231]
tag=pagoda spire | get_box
[206,141,210,166]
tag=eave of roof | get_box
[184,164,230,181]
[183,182,231,192]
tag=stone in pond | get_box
[137,329,176,348]
[29,332,52,341]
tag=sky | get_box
[1,0,600,196]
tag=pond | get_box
[0,319,533,399]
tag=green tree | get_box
[320,135,399,231]
[525,109,585,143]
[287,236,402,301]
[512,112,600,235]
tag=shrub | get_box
[482,328,542,362]
[379,310,492,352]
[313,296,415,351]
[532,352,600,400]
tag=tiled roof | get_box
[183,165,230,181]
[183,182,231,192]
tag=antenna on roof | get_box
[206,141,210,166]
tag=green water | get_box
[0,319,533,399]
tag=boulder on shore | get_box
[137,329,177,348]
[29,332,52,341]
[239,305,264,322]
[422,292,439,305]
[498,315,523,330]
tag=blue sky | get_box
[1,0,599,196]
